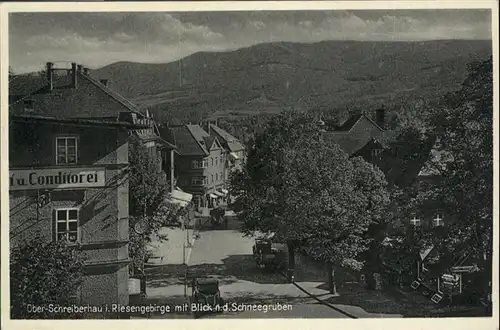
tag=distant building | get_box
[9,114,147,309]
[207,123,246,178]
[160,124,229,209]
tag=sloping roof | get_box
[323,132,372,156]
[203,135,224,151]
[10,114,149,129]
[322,113,391,155]
[334,114,364,131]
[209,124,245,152]
[9,73,47,96]
[165,125,209,156]
[81,73,144,116]
[9,71,145,118]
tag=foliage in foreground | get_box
[128,136,180,271]
[230,110,390,272]
[10,236,85,319]
[380,56,493,297]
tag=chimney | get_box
[77,64,83,73]
[100,79,109,87]
[46,62,54,90]
[83,67,89,75]
[71,62,77,89]
[375,108,386,129]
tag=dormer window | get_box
[24,99,35,112]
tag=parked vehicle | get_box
[190,277,224,318]
[252,239,286,271]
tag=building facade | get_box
[9,115,146,309]
[207,123,246,184]
[161,124,228,210]
[8,61,177,312]
[9,62,172,179]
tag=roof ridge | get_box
[186,124,209,155]
[210,124,238,142]
[80,73,144,117]
[360,114,385,132]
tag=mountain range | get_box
[92,39,492,124]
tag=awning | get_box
[167,189,193,208]
[221,189,229,195]
[229,152,239,160]
[209,194,218,199]
[214,191,225,197]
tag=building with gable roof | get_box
[8,62,186,315]
[207,122,247,177]
[160,124,228,210]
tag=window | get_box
[211,174,214,183]
[211,157,214,166]
[191,159,208,169]
[191,177,203,185]
[410,216,421,227]
[55,208,79,243]
[56,137,77,165]
[216,173,218,181]
[191,160,201,169]
[371,149,382,160]
[215,157,218,166]
[220,172,223,181]
[433,214,444,227]
[203,177,208,185]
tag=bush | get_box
[10,236,85,319]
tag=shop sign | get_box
[9,167,106,191]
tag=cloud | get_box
[9,10,492,73]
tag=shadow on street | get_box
[187,254,287,285]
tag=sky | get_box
[9,9,492,73]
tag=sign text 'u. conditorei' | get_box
[9,167,106,191]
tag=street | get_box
[142,224,403,318]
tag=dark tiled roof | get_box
[81,73,143,115]
[334,114,363,131]
[209,124,245,152]
[9,71,144,118]
[323,132,371,156]
[323,112,433,188]
[186,124,210,154]
[165,125,209,156]
[203,136,218,151]
[9,73,47,96]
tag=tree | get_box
[417,56,493,294]
[230,110,389,292]
[128,136,179,272]
[10,236,85,319]
[381,56,493,297]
